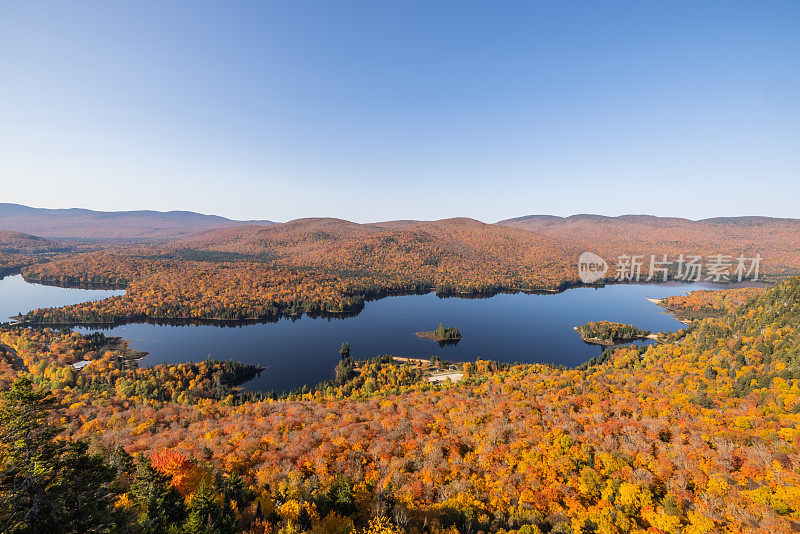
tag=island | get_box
[574,320,654,346]
[415,322,462,343]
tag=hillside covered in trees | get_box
[1,277,800,532]
[6,215,799,325]
[497,215,800,279]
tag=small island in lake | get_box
[416,322,462,344]
[574,321,654,346]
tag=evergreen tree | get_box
[0,378,60,534]
[213,471,250,512]
[130,455,186,534]
[108,444,135,479]
[55,441,122,532]
[184,481,236,534]
[334,356,355,385]
[0,378,120,534]
[315,475,356,518]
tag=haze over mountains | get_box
[0,203,275,240]
[3,204,799,241]
[497,213,800,227]
[2,204,799,272]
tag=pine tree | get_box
[130,455,186,534]
[0,378,120,534]
[0,378,59,534]
[435,323,446,338]
[184,481,236,534]
[56,441,122,532]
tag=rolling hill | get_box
[174,214,800,277]
[174,216,579,272]
[11,212,800,324]
[497,214,800,273]
[0,230,72,254]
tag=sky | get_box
[1,1,799,223]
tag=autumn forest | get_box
[0,209,799,534]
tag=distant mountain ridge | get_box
[0,203,276,240]
[2,203,798,244]
[497,213,800,226]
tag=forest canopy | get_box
[1,277,800,532]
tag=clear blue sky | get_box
[1,1,798,222]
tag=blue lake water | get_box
[0,274,124,322]
[0,273,763,392]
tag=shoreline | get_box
[415,330,462,342]
[646,296,696,325]
[69,335,148,371]
[10,276,770,329]
[573,326,658,347]
[105,335,149,360]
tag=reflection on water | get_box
[0,274,124,322]
[76,281,760,392]
[0,273,764,392]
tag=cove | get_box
[0,274,124,322]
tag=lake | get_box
[0,274,124,321]
[0,273,763,392]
